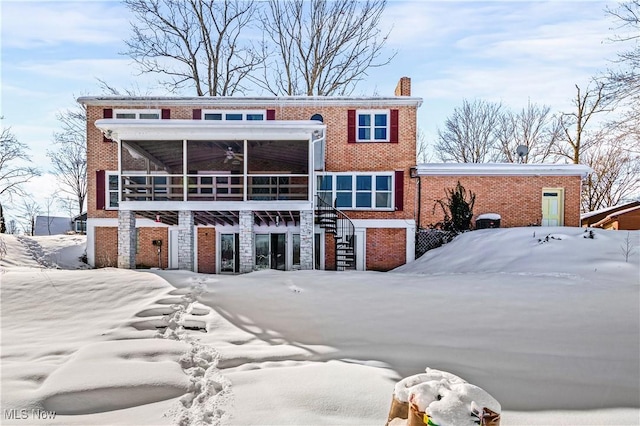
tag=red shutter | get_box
[266,109,276,120]
[347,109,356,143]
[103,109,113,142]
[161,109,170,119]
[192,109,202,120]
[390,109,399,143]
[96,170,106,210]
[394,170,404,211]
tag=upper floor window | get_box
[114,109,161,119]
[357,110,389,142]
[317,173,393,210]
[202,110,265,121]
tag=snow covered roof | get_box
[78,95,423,108]
[591,205,640,228]
[95,118,326,141]
[580,201,640,221]
[416,163,592,177]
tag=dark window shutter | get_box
[161,109,170,119]
[394,170,404,211]
[347,109,356,143]
[192,109,202,120]
[103,109,113,142]
[390,109,399,143]
[266,109,276,120]
[96,170,106,210]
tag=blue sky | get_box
[0,0,623,217]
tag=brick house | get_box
[581,201,640,230]
[79,77,422,273]
[415,163,592,229]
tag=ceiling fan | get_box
[224,147,244,164]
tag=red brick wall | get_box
[366,228,406,271]
[419,175,583,228]
[324,233,337,271]
[86,102,418,223]
[197,228,216,273]
[94,227,117,267]
[136,228,169,268]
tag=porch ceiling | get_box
[125,140,308,173]
[136,210,301,227]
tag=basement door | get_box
[255,234,286,271]
[541,188,564,226]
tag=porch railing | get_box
[120,173,309,202]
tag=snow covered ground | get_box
[0,227,638,425]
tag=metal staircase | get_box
[316,196,356,271]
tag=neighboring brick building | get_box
[581,202,640,230]
[415,163,592,229]
[80,77,422,273]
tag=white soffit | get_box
[79,95,423,108]
[416,163,593,177]
[95,119,326,141]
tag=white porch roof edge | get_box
[79,95,423,108]
[416,163,593,178]
[95,119,326,141]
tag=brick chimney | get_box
[394,77,411,96]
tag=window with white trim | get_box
[114,109,160,119]
[106,171,119,209]
[316,173,393,209]
[202,110,265,121]
[357,110,389,142]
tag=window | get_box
[106,172,119,208]
[357,110,389,142]
[114,109,160,119]
[202,110,265,121]
[317,173,393,210]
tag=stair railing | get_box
[315,195,356,270]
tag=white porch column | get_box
[118,210,136,269]
[239,210,254,273]
[300,210,314,270]
[178,210,194,271]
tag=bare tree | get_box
[435,99,503,163]
[0,202,5,233]
[42,196,59,236]
[495,101,558,163]
[605,1,640,155]
[257,0,394,95]
[606,0,640,100]
[416,128,432,163]
[6,219,18,235]
[123,0,262,96]
[0,121,40,224]
[581,135,640,211]
[20,198,41,236]
[47,102,87,216]
[551,82,611,164]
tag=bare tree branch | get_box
[550,81,611,164]
[0,120,40,222]
[123,0,262,96]
[435,99,503,163]
[257,0,395,95]
[47,102,88,217]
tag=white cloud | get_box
[1,2,127,48]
